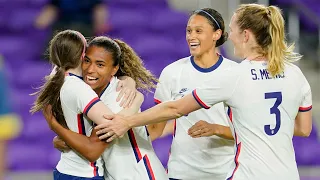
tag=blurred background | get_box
[0,0,319,179]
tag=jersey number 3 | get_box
[264,92,282,136]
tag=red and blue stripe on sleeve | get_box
[83,97,100,116]
[299,105,312,112]
[192,89,210,109]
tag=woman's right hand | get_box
[53,136,71,152]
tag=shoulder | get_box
[285,62,303,74]
[218,56,239,71]
[63,76,85,87]
[62,76,91,95]
[285,62,308,83]
[222,57,239,66]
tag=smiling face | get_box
[82,45,119,95]
[186,14,217,57]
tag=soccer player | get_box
[43,36,168,180]
[31,30,138,179]
[147,8,236,180]
[96,4,312,180]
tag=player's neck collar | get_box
[99,82,110,97]
[67,72,83,80]
[190,55,223,73]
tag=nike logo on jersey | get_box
[179,88,188,94]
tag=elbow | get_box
[296,127,312,137]
[167,101,183,119]
[81,145,101,162]
[85,151,101,162]
[300,129,312,137]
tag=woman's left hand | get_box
[116,76,137,108]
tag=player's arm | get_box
[294,111,312,137]
[294,77,312,137]
[97,94,203,142]
[188,120,234,140]
[44,105,108,162]
[95,69,240,142]
[188,106,234,140]
[48,91,143,162]
[117,91,144,117]
[147,67,173,141]
[116,76,137,108]
[65,76,133,125]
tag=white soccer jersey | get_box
[56,73,104,178]
[193,60,312,180]
[100,77,168,180]
[154,55,236,180]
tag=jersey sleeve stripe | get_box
[143,155,156,180]
[192,90,210,109]
[299,105,312,112]
[128,129,143,162]
[154,98,161,105]
[83,97,100,116]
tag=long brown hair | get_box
[88,37,158,92]
[30,30,86,128]
[236,4,302,76]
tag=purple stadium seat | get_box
[21,112,54,140]
[0,36,41,61]
[7,8,40,32]
[7,142,53,170]
[10,88,36,113]
[108,7,149,32]
[148,8,189,35]
[298,1,320,32]
[294,139,320,165]
[108,0,167,9]
[27,0,50,8]
[47,148,62,168]
[13,62,51,88]
[270,0,295,6]
[128,34,178,59]
[293,122,320,165]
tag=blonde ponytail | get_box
[267,6,302,76]
[236,4,302,77]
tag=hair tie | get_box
[195,9,221,29]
